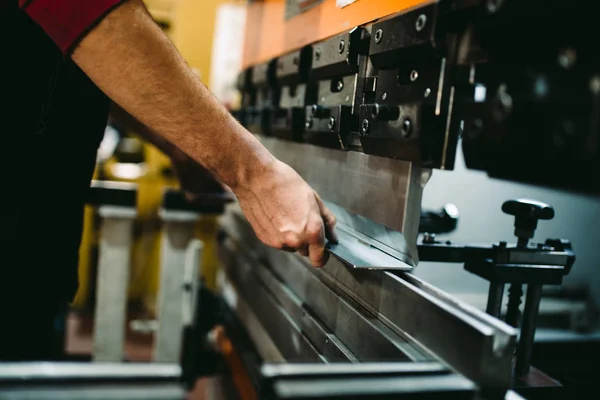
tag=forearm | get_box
[109,103,186,163]
[72,0,274,191]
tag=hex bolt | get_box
[374,29,383,44]
[410,70,419,82]
[338,39,346,54]
[315,48,321,61]
[336,79,344,91]
[401,118,412,137]
[361,119,370,135]
[328,117,337,131]
[415,14,427,32]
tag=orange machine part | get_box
[242,0,434,68]
[214,326,259,400]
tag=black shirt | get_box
[1,4,109,303]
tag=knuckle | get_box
[282,233,302,249]
[307,221,323,238]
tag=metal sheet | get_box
[259,136,427,264]
[326,223,413,270]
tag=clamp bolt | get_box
[328,117,336,131]
[361,119,370,135]
[338,39,346,54]
[415,14,427,32]
[401,118,412,137]
[374,29,383,44]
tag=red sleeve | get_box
[20,0,126,55]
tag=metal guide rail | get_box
[215,207,518,399]
[234,0,600,194]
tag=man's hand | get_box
[234,160,337,267]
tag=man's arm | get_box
[110,103,229,202]
[40,0,335,266]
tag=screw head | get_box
[315,48,321,61]
[371,104,380,119]
[305,117,313,129]
[338,39,346,54]
[374,29,383,44]
[336,79,344,91]
[415,14,427,32]
[410,70,419,82]
[424,88,431,98]
[328,117,336,131]
[311,104,318,116]
[361,119,370,135]
[401,118,412,137]
[382,92,387,100]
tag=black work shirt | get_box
[0,4,109,303]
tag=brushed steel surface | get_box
[259,136,428,265]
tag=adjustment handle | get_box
[502,199,555,244]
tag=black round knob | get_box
[502,199,554,245]
[502,199,554,220]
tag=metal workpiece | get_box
[259,136,426,266]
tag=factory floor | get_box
[65,310,214,400]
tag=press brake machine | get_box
[202,0,598,399]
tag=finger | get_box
[298,245,309,257]
[307,220,328,267]
[314,192,338,244]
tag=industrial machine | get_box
[1,1,597,400]
[200,0,598,399]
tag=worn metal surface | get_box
[259,136,427,265]
[93,207,136,362]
